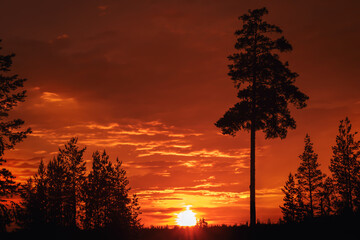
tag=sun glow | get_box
[176,206,197,226]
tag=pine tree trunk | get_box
[308,169,313,217]
[250,123,256,227]
[72,182,77,227]
[309,189,313,217]
[250,30,257,227]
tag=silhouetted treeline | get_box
[281,117,360,222]
[3,216,360,240]
[0,39,32,232]
[138,217,359,240]
[18,137,141,232]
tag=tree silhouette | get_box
[329,117,360,213]
[82,150,111,229]
[20,139,141,232]
[295,134,325,217]
[0,39,31,231]
[280,173,297,222]
[46,155,68,226]
[294,185,306,222]
[318,176,336,216]
[110,157,142,229]
[82,150,141,230]
[20,159,48,228]
[196,218,208,228]
[215,7,308,226]
[58,137,86,227]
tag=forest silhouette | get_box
[1,6,360,240]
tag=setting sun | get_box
[176,206,197,226]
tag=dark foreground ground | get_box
[2,215,360,240]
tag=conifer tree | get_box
[57,137,86,227]
[82,150,110,229]
[46,156,68,226]
[294,185,306,221]
[329,117,360,213]
[21,139,86,228]
[82,151,141,230]
[280,173,297,222]
[318,176,336,216]
[20,139,141,231]
[196,218,208,228]
[20,159,48,228]
[129,193,142,229]
[295,134,325,217]
[108,157,132,228]
[0,39,31,231]
[215,8,308,226]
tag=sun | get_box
[176,206,197,226]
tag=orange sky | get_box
[1,0,360,226]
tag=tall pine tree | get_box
[295,134,325,217]
[329,117,360,213]
[215,7,308,226]
[0,39,31,231]
[46,156,68,226]
[57,137,86,228]
[82,150,110,229]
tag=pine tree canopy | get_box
[0,40,31,159]
[295,134,325,217]
[280,173,297,222]
[0,39,31,231]
[215,7,308,139]
[330,117,360,212]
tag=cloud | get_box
[137,149,248,158]
[97,5,108,16]
[3,157,43,182]
[38,92,76,106]
[155,170,171,177]
[97,5,108,11]
[86,123,119,130]
[29,120,240,162]
[56,34,69,40]
[33,150,47,154]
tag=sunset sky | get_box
[1,0,360,226]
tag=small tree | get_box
[214,7,308,226]
[196,218,208,228]
[329,117,360,213]
[280,173,297,222]
[295,134,325,217]
[0,39,31,231]
[20,159,48,228]
[129,193,142,229]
